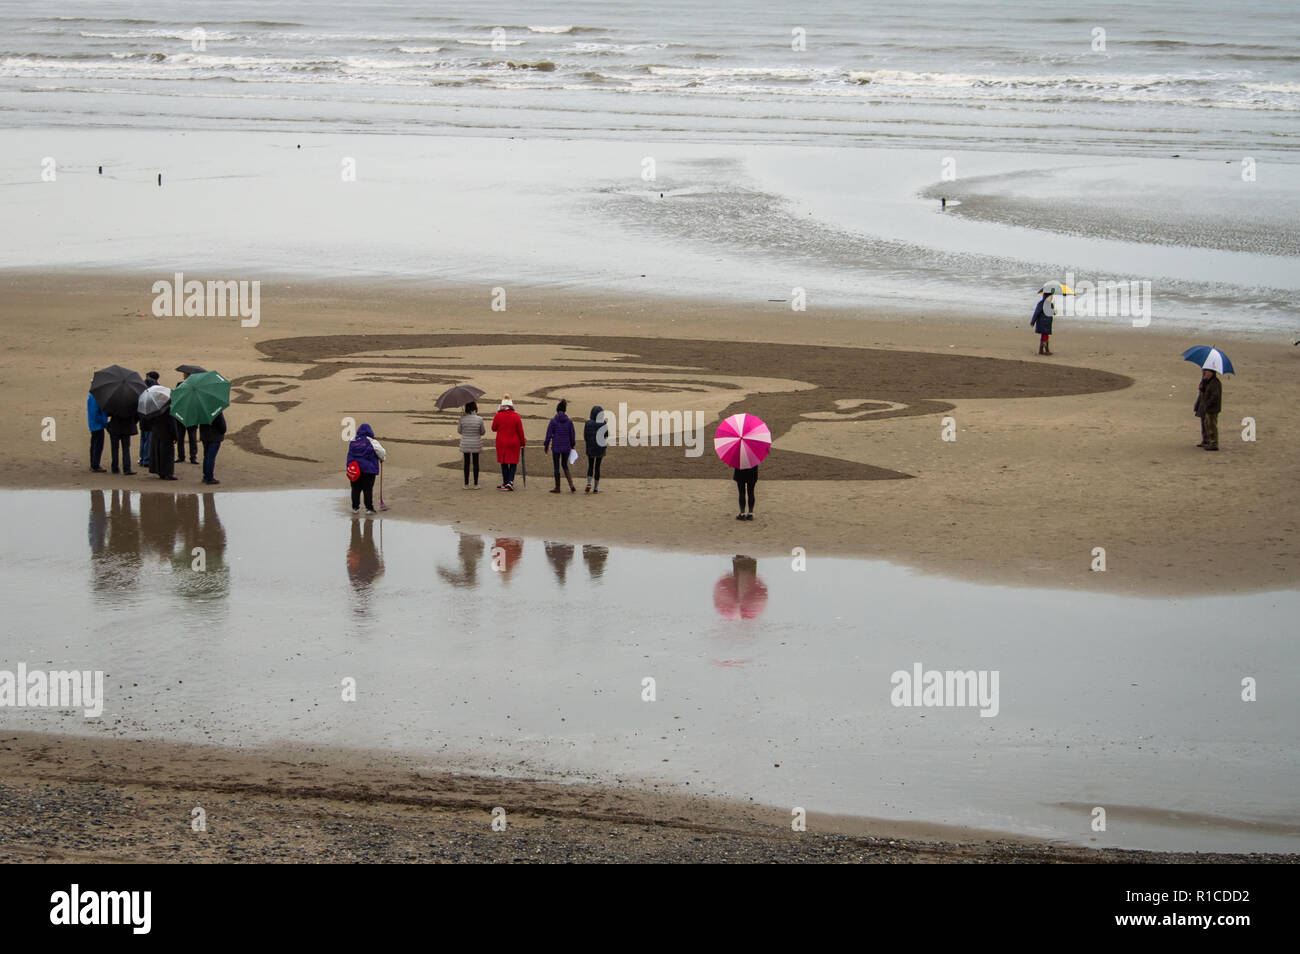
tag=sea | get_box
[2,0,1298,332]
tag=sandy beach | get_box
[1,731,1286,864]
[8,271,1298,595]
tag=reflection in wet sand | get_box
[88,490,228,602]
[582,544,609,581]
[492,537,523,582]
[436,532,485,589]
[544,541,575,585]
[346,518,384,611]
[713,555,769,620]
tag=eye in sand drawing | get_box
[231,334,1131,479]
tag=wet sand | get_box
[0,732,1283,864]
[7,270,1299,594]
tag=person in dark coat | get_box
[1030,289,1055,355]
[176,373,200,464]
[105,409,137,474]
[1195,368,1223,451]
[346,422,386,513]
[200,410,227,484]
[138,371,160,467]
[583,405,607,493]
[87,389,107,473]
[733,465,758,520]
[149,407,177,480]
[543,399,577,493]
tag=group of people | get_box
[453,396,608,494]
[87,369,227,484]
[348,395,765,518]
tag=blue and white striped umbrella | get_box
[1181,345,1234,375]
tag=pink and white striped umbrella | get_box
[713,413,772,469]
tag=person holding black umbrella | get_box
[105,408,137,474]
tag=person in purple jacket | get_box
[346,422,387,513]
[543,399,577,494]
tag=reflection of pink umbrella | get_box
[713,413,771,469]
[713,557,769,619]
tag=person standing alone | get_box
[1195,368,1222,451]
[347,422,386,513]
[1031,288,1055,355]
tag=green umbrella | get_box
[170,370,231,427]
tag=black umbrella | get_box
[90,365,146,417]
[435,384,485,411]
[176,364,207,375]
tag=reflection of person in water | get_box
[89,489,143,598]
[582,544,608,580]
[88,489,108,554]
[713,555,769,620]
[492,537,523,582]
[138,492,182,559]
[346,517,385,606]
[544,541,575,584]
[437,532,485,589]
[173,492,230,601]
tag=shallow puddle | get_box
[1,489,1296,853]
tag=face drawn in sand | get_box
[238,334,1132,481]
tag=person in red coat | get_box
[491,394,527,491]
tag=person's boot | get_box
[585,480,592,493]
[1044,341,1052,355]
[550,476,561,494]
[1038,341,1045,355]
[592,479,599,495]
[567,473,577,493]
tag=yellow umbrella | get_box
[1041,281,1075,295]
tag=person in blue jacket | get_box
[87,389,107,473]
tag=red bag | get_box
[347,461,361,482]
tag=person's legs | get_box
[202,441,219,482]
[120,436,132,472]
[1198,415,1207,446]
[1204,413,1219,450]
[110,435,123,472]
[593,456,601,492]
[350,478,362,510]
[746,477,756,514]
[90,430,105,471]
[361,472,377,511]
[471,453,479,485]
[138,429,151,467]
[562,458,576,492]
[586,457,594,490]
[737,481,746,515]
[550,453,562,492]
[188,426,199,463]
[464,453,471,486]
[1043,333,1052,356]
[507,463,518,486]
